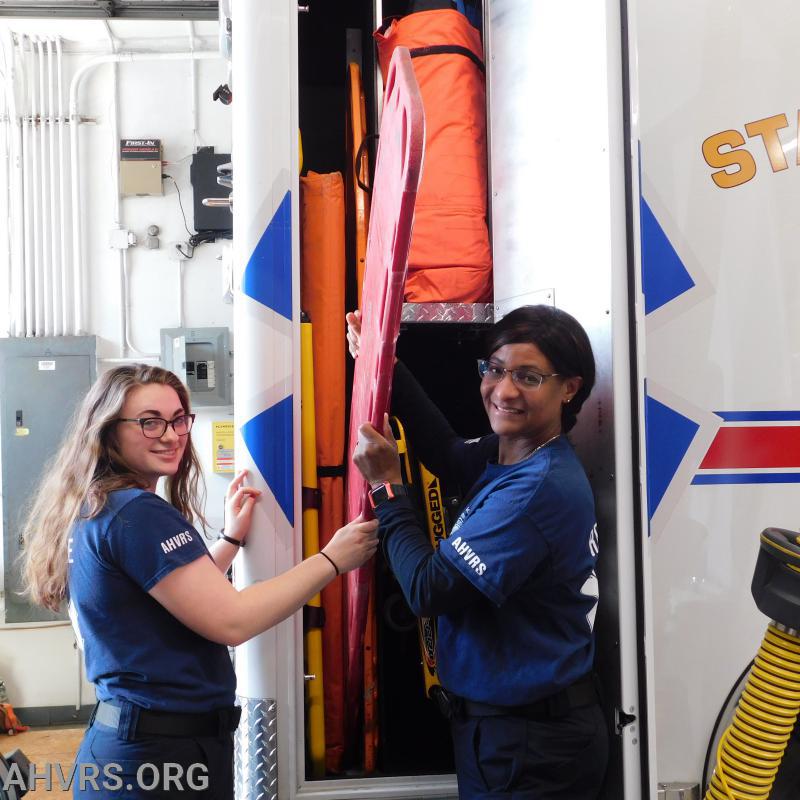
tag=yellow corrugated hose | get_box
[705,623,800,799]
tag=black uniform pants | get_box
[72,703,235,799]
[450,702,608,799]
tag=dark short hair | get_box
[485,305,596,432]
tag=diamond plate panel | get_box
[401,302,494,323]
[235,697,277,800]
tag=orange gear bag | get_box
[374,9,492,303]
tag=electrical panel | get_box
[119,138,163,196]
[160,327,231,407]
[0,336,96,623]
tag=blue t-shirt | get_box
[436,437,599,706]
[68,488,236,712]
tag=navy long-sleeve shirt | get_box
[373,361,495,616]
[373,361,600,706]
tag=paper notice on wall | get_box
[213,421,234,474]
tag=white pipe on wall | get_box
[0,43,10,336]
[56,36,68,336]
[18,35,33,337]
[121,249,159,358]
[37,37,52,337]
[68,49,217,336]
[47,38,60,337]
[178,261,185,328]
[188,22,198,146]
[30,37,42,336]
[74,639,81,711]
[3,30,24,337]
[103,22,126,357]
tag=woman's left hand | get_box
[224,469,262,544]
[353,413,403,486]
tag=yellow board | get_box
[301,319,326,778]
[417,462,447,697]
[389,420,446,697]
[212,421,234,474]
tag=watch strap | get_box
[368,482,407,509]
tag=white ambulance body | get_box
[230,0,800,797]
[639,0,800,789]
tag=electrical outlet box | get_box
[120,138,163,196]
[160,327,231,406]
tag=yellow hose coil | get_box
[705,623,800,799]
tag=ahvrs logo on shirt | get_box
[449,535,487,576]
[160,531,194,554]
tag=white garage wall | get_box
[0,18,234,712]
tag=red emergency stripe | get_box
[700,426,800,469]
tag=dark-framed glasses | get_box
[116,413,196,439]
[477,359,560,390]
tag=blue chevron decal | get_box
[640,197,695,315]
[242,191,292,320]
[645,393,699,522]
[242,394,294,525]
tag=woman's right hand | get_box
[346,309,361,359]
[322,513,379,573]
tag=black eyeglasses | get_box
[116,414,195,439]
[477,359,560,390]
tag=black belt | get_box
[94,701,241,738]
[440,674,599,721]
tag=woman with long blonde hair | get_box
[22,364,377,798]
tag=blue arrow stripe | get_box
[242,191,292,320]
[242,394,294,526]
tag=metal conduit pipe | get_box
[2,30,24,336]
[121,249,159,358]
[0,40,10,335]
[47,37,59,337]
[188,21,199,146]
[102,21,126,357]
[36,36,51,337]
[30,36,43,336]
[68,49,218,336]
[56,36,68,335]
[17,35,33,337]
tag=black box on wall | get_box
[190,147,232,234]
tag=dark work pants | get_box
[450,703,608,799]
[72,717,234,799]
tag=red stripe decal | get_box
[700,426,800,469]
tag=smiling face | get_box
[480,343,582,455]
[114,383,189,491]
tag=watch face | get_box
[370,484,390,509]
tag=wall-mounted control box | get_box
[120,138,163,196]
[160,327,231,406]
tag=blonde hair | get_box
[21,364,207,611]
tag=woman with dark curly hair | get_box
[349,304,608,799]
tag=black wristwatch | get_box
[368,482,408,510]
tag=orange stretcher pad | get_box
[375,9,492,303]
[300,171,347,774]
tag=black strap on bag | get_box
[408,44,485,74]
